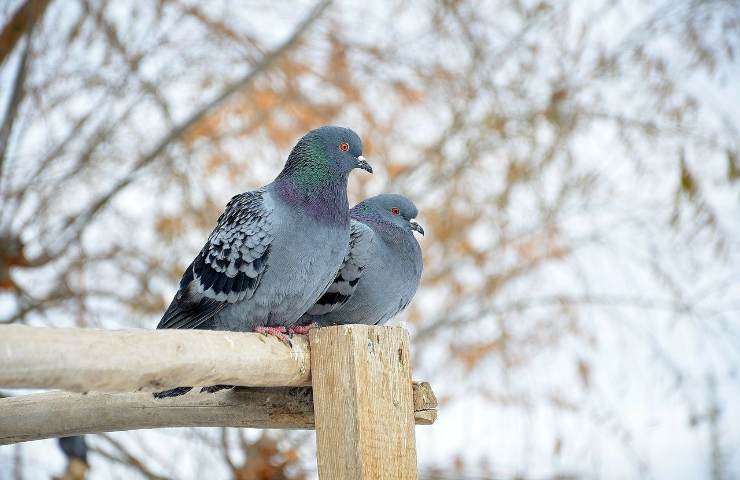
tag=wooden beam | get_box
[310,325,418,480]
[0,325,310,392]
[0,383,438,445]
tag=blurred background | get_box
[0,0,738,478]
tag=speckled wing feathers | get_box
[157,189,272,330]
[306,219,373,316]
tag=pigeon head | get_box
[278,126,372,191]
[352,193,424,236]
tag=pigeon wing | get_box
[157,189,273,330]
[306,219,374,316]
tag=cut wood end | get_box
[412,381,438,410]
[414,409,437,425]
[412,381,438,425]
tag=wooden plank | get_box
[0,383,437,445]
[310,325,418,480]
[0,325,310,392]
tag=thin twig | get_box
[92,433,170,480]
[0,0,49,65]
[0,31,31,176]
[44,0,332,264]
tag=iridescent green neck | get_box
[274,135,350,224]
[276,136,333,193]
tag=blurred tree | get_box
[0,0,738,478]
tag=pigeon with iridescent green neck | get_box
[300,193,423,327]
[154,126,372,398]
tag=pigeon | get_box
[154,126,372,397]
[58,436,88,465]
[300,193,423,327]
[57,436,88,480]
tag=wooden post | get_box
[310,325,418,480]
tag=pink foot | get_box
[254,326,291,345]
[288,323,318,335]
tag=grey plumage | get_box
[158,126,370,333]
[158,190,272,330]
[154,126,371,397]
[58,436,88,465]
[301,193,424,326]
[304,220,374,316]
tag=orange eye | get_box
[339,143,350,152]
[391,207,400,215]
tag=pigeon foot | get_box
[255,326,291,346]
[288,323,318,335]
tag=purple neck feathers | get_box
[273,177,350,225]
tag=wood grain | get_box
[0,325,310,392]
[310,325,418,480]
[0,383,437,445]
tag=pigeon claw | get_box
[288,323,318,335]
[255,326,292,346]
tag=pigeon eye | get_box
[339,142,350,152]
[391,207,400,215]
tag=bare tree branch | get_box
[90,434,170,480]
[0,30,30,176]
[0,0,49,65]
[41,0,332,264]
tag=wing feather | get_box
[157,189,273,330]
[306,219,373,316]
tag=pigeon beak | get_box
[356,156,373,174]
[409,220,425,236]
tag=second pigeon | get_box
[300,193,423,327]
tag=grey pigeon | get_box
[300,193,423,327]
[58,436,88,465]
[154,126,372,397]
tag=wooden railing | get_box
[0,324,437,480]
